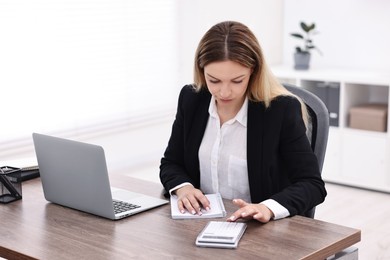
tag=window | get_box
[0,0,178,144]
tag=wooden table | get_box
[0,175,361,260]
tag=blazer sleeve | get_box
[159,85,209,195]
[160,87,193,192]
[269,96,327,216]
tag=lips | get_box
[219,98,232,102]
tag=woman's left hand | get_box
[227,199,274,223]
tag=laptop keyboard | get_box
[113,200,141,214]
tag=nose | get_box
[219,83,231,98]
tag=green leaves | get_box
[300,22,315,33]
[290,33,304,39]
[290,21,321,55]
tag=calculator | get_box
[196,221,247,249]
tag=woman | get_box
[160,21,326,223]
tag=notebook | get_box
[170,193,226,219]
[32,133,168,220]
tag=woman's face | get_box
[204,60,251,112]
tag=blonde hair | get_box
[193,21,309,127]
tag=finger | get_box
[229,201,261,221]
[228,200,249,222]
[232,199,248,208]
[252,204,273,223]
[253,213,270,223]
[181,197,198,215]
[187,196,203,215]
[177,198,186,214]
[227,213,241,222]
[195,193,211,211]
[240,207,257,218]
[227,208,246,222]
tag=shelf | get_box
[343,83,389,133]
[272,65,390,85]
[272,66,390,192]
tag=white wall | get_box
[0,1,179,144]
[283,0,390,71]
[177,0,284,86]
[1,1,284,170]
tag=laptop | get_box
[32,133,168,220]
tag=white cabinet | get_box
[322,128,341,180]
[341,131,389,190]
[272,66,390,192]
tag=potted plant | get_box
[290,22,322,70]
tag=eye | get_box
[232,80,243,84]
[208,79,220,84]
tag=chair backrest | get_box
[283,83,330,218]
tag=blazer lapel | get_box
[247,101,266,203]
[188,95,210,152]
[186,91,211,187]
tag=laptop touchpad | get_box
[111,187,142,201]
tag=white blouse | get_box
[199,96,250,202]
[198,96,289,220]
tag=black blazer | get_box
[160,85,326,216]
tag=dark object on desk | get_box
[19,166,40,181]
[0,166,23,203]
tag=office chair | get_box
[283,83,330,218]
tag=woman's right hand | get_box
[175,185,210,216]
